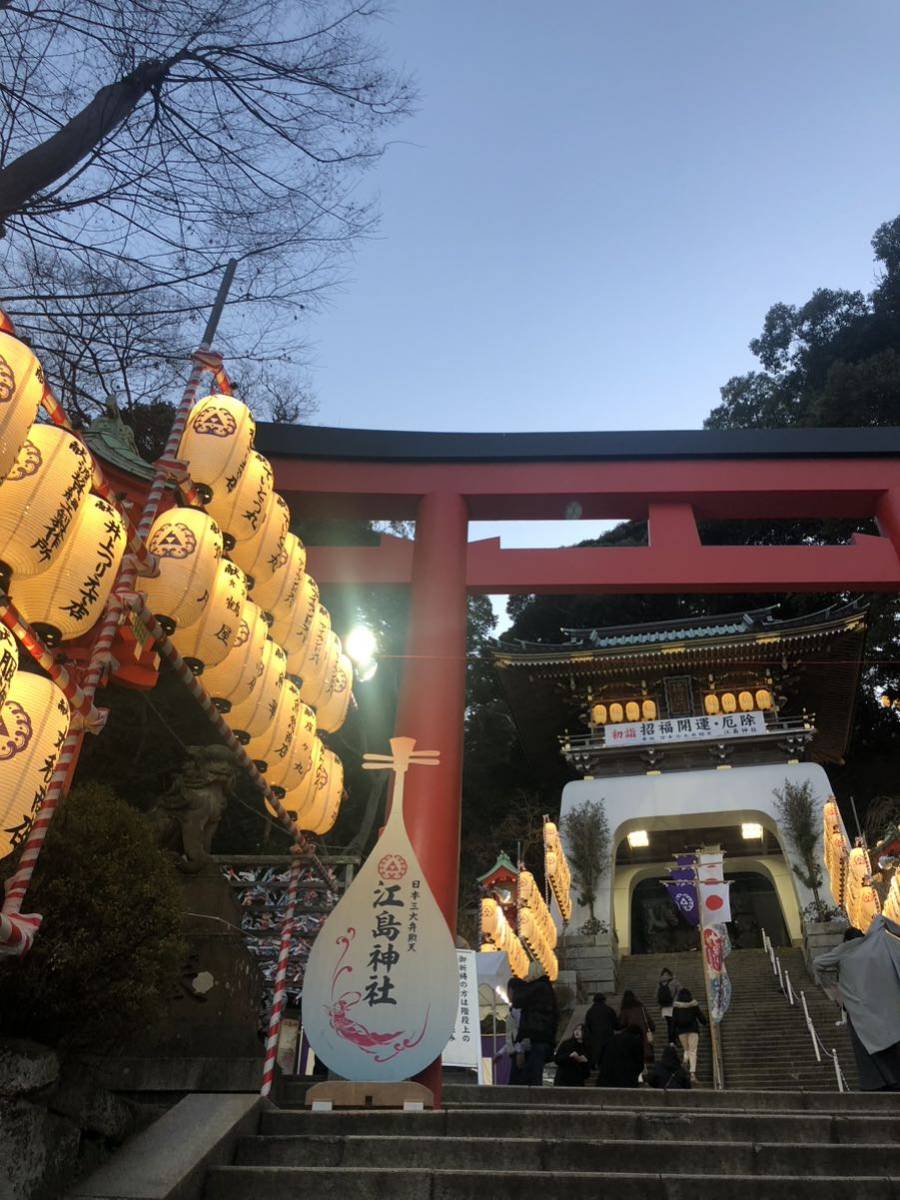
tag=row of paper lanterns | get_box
[518,869,559,981]
[480,897,529,980]
[543,820,572,923]
[155,392,352,834]
[0,334,346,849]
[0,333,108,854]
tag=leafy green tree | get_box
[0,783,185,1049]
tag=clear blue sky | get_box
[298,1,900,623]
[307,0,900,438]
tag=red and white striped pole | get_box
[261,854,303,1097]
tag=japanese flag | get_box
[698,852,724,882]
[699,879,732,924]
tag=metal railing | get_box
[761,930,849,1092]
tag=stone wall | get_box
[557,932,619,1000]
[0,1038,151,1200]
[803,919,848,977]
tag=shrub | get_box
[561,799,610,928]
[773,778,827,920]
[0,782,185,1049]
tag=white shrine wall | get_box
[559,760,833,949]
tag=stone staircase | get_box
[204,1083,900,1199]
[616,947,713,1085]
[616,946,855,1091]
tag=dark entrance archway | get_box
[630,871,789,955]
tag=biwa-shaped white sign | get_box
[302,738,459,1081]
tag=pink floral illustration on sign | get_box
[323,927,429,1064]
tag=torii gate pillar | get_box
[393,490,469,1099]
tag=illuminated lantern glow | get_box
[608,702,624,724]
[297,746,343,835]
[642,699,657,721]
[625,700,640,722]
[178,394,255,502]
[251,532,307,621]
[245,678,301,782]
[0,673,70,857]
[272,701,317,796]
[226,637,285,742]
[303,630,341,711]
[755,689,773,711]
[738,690,754,712]
[0,332,44,484]
[591,703,607,725]
[544,819,572,923]
[200,598,267,709]
[704,693,720,715]
[0,426,92,584]
[142,507,223,634]
[721,692,737,714]
[170,559,248,674]
[229,493,290,589]
[0,624,17,711]
[276,734,322,820]
[480,898,529,979]
[277,573,320,665]
[205,450,273,548]
[317,653,353,734]
[10,496,126,644]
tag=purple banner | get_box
[663,878,699,926]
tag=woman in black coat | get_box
[553,1023,591,1087]
[596,1024,645,1088]
[671,987,707,1083]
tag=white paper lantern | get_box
[317,653,353,734]
[200,598,267,708]
[251,532,306,621]
[227,637,285,741]
[297,746,343,835]
[0,425,92,584]
[277,734,323,821]
[229,493,289,589]
[142,507,223,633]
[303,629,341,710]
[291,600,330,694]
[0,672,70,857]
[10,496,126,644]
[279,573,320,665]
[271,701,317,796]
[0,623,18,711]
[170,559,248,673]
[245,678,301,783]
[0,332,44,484]
[205,450,274,548]
[178,394,255,502]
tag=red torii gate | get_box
[258,421,900,957]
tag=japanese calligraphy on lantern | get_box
[302,738,459,1081]
[443,950,480,1070]
[602,712,765,746]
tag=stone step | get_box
[439,1084,899,1112]
[258,1107,900,1145]
[204,1165,900,1199]
[231,1133,900,1176]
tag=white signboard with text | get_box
[603,711,765,747]
[302,740,459,1082]
[443,950,481,1072]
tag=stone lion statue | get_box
[147,745,238,873]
